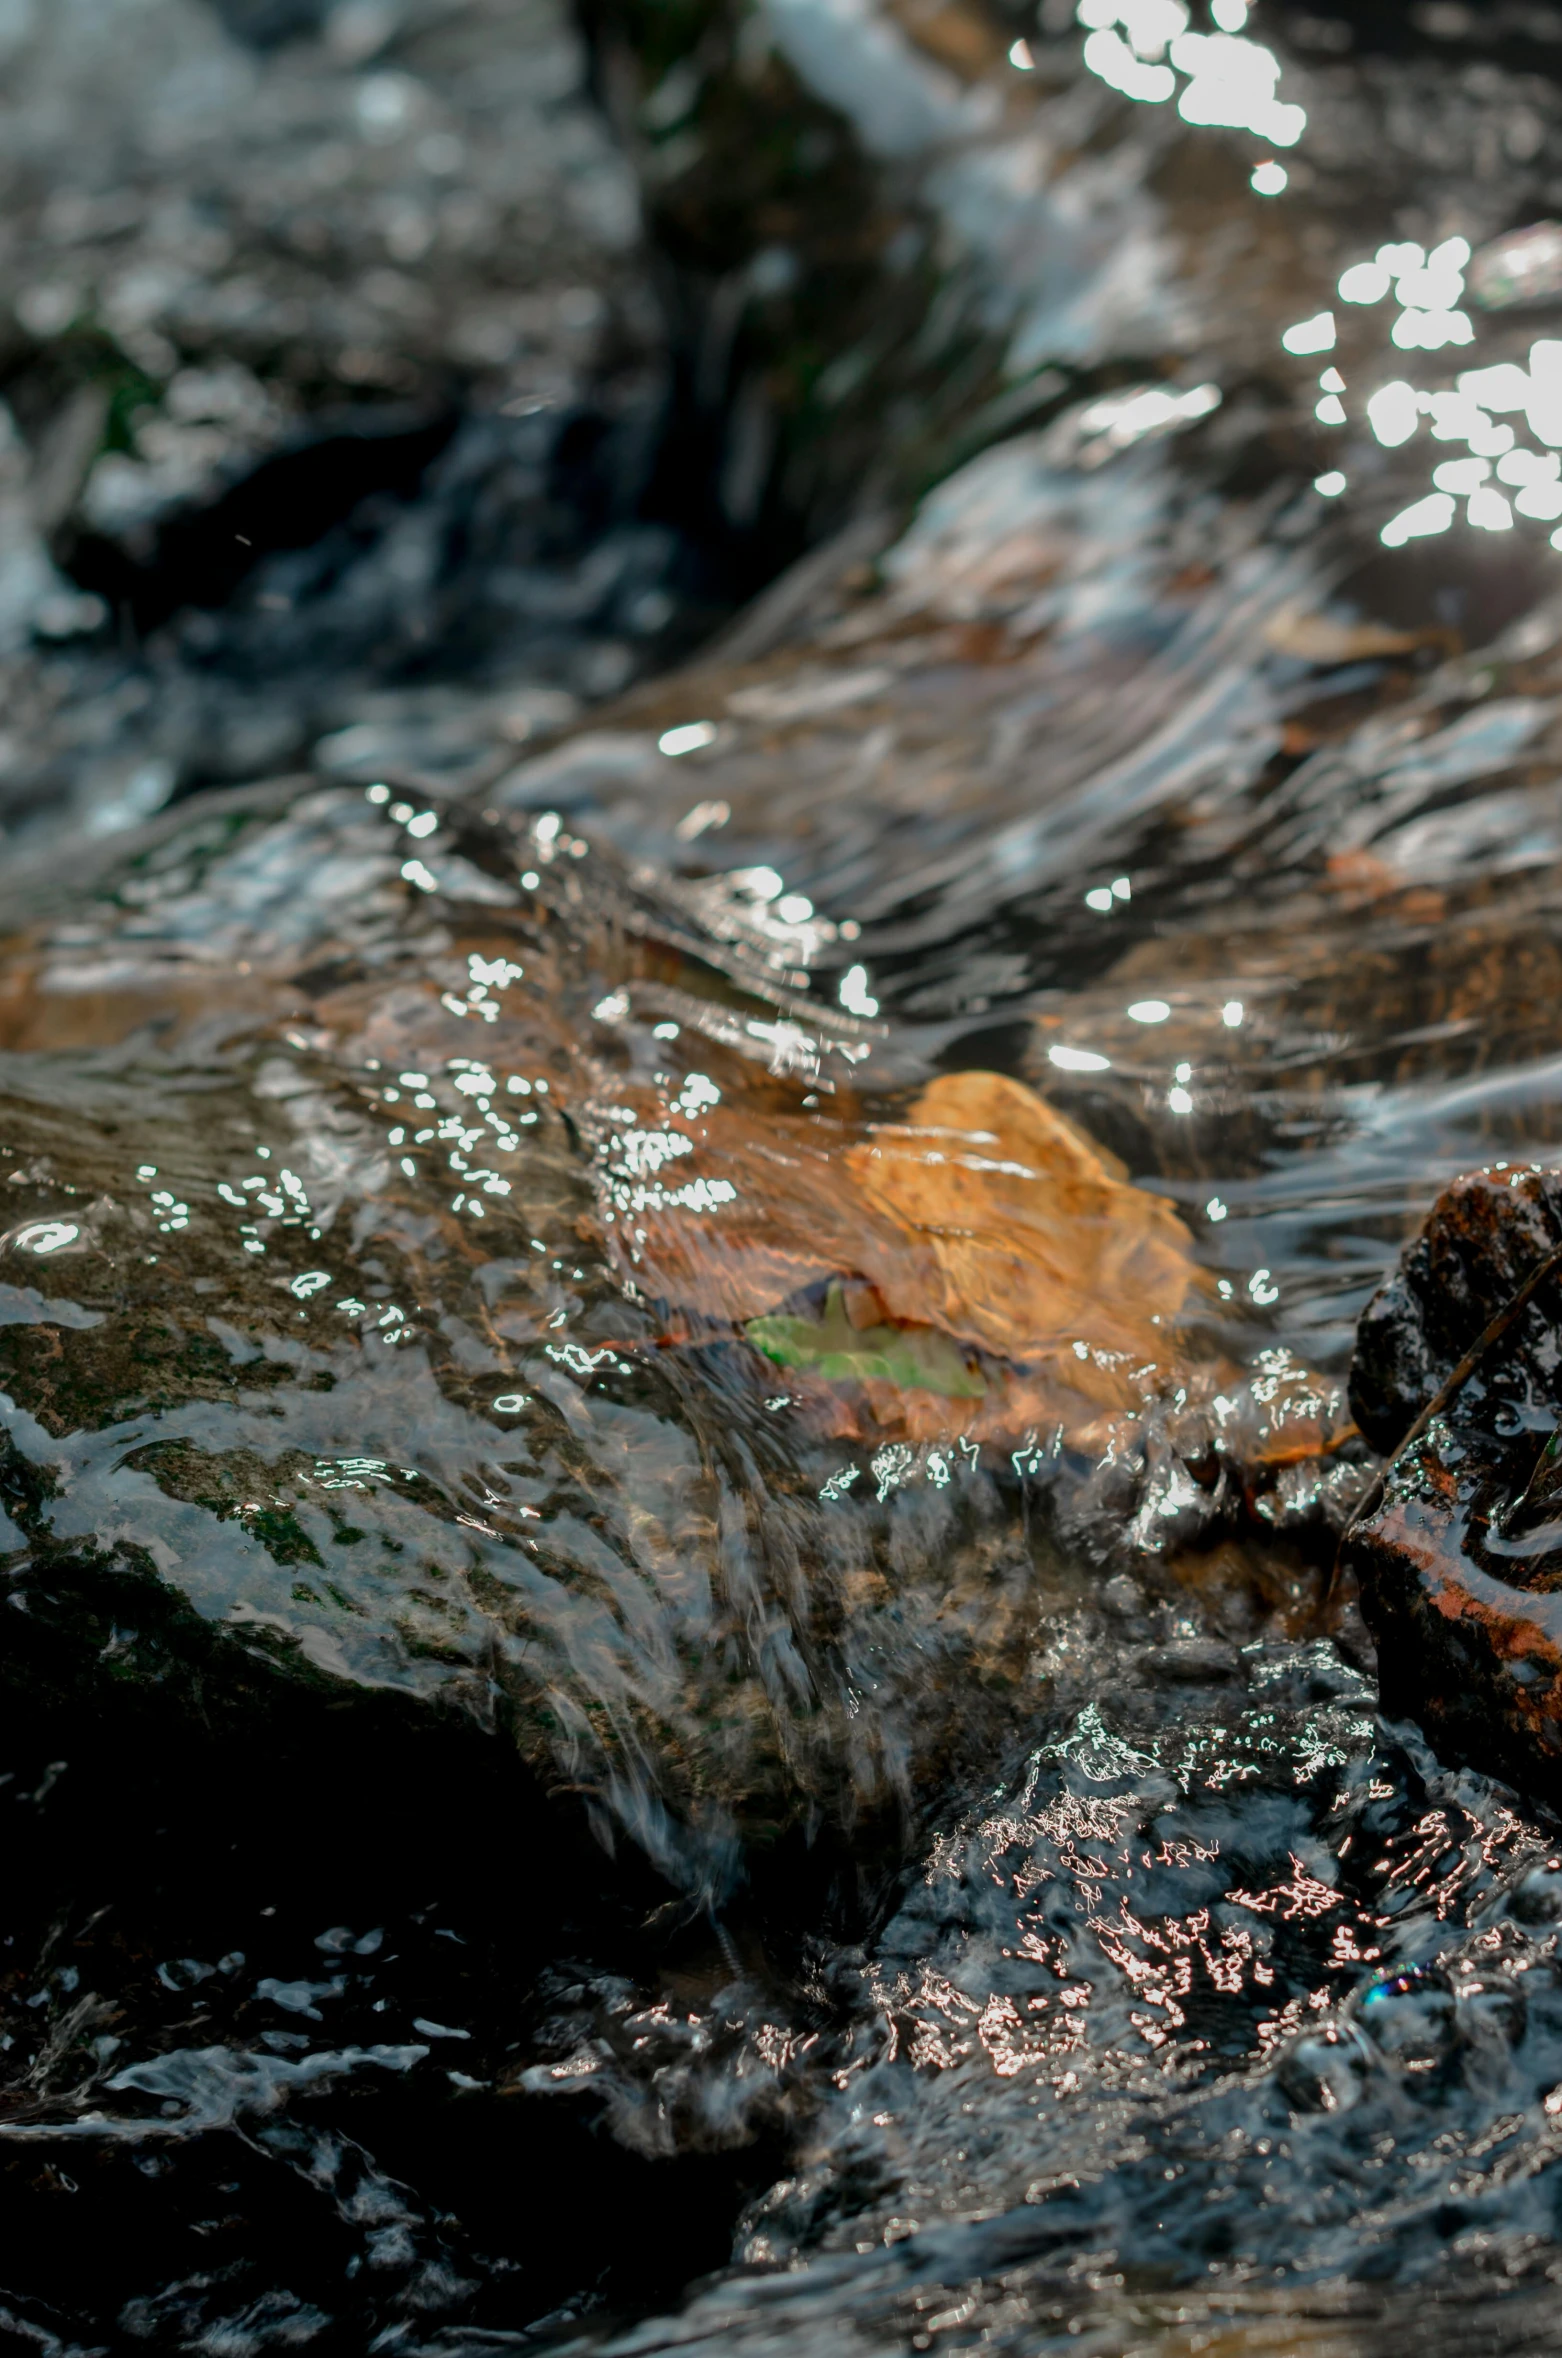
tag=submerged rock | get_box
[1346,1163,1562,1795]
[0,772,1351,1898]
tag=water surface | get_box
[10,3,1562,2350]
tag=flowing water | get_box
[12,3,1562,2352]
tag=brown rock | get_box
[1345,1164,1562,1794]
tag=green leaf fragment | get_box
[746,1283,986,1398]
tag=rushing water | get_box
[11,3,1562,2352]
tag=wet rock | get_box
[0,0,779,844]
[1351,1962,1460,2074]
[1346,1163,1562,1798]
[0,766,1357,1903]
[1349,1163,1562,1454]
[1,0,643,437]
[0,784,1105,1894]
[1505,1861,1562,1925]
[1276,2019,1373,2113]
[0,0,1125,847]
[0,0,1282,849]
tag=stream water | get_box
[10,3,1562,2353]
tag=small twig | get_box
[1331,1233,1562,1598]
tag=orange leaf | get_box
[847,1070,1196,1375]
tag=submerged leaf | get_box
[847,1069,1197,1377]
[595,1065,1201,1425]
[747,1281,987,1398]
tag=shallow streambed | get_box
[10,3,1562,2352]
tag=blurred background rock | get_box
[0,0,1152,851]
[9,0,1556,850]
[0,0,712,837]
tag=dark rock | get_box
[1346,1164,1562,1797]
[1349,1164,1562,1454]
[1351,1963,1461,2075]
[0,780,1085,1901]
[209,0,330,43]
[1277,2019,1373,2113]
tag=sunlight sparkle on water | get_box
[1049,1045,1112,1073]
[1381,492,1455,547]
[1251,160,1286,195]
[1339,262,1391,305]
[1171,30,1305,144]
[1076,2,1303,145]
[1081,27,1173,103]
[839,964,880,1018]
[659,721,717,756]
[1312,250,1562,550]
[1366,382,1418,446]
[1469,485,1514,532]
[1432,457,1489,495]
[1282,312,1335,356]
[1511,445,1562,486]
[1392,310,1473,351]
[1374,236,1472,351]
[1077,0,1187,58]
[13,1220,79,1254]
[1079,382,1220,451]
